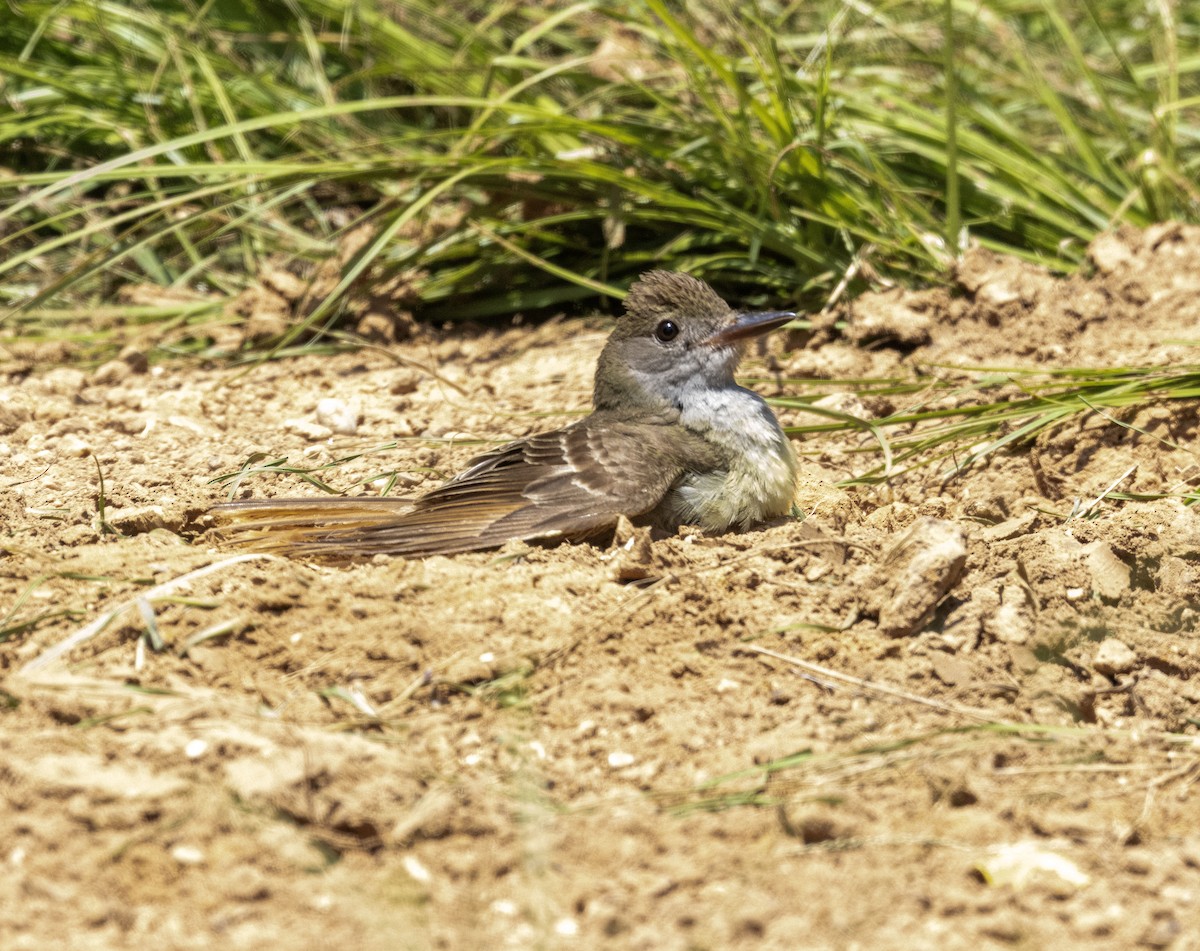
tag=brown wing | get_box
[212,413,721,559]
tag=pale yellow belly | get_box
[659,438,797,532]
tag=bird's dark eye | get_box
[654,319,679,342]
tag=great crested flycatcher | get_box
[213,270,798,558]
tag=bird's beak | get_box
[702,310,796,347]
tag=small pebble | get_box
[1093,638,1138,676]
[117,345,150,373]
[106,505,168,535]
[171,845,205,865]
[554,918,579,936]
[608,751,635,769]
[402,855,431,884]
[878,517,968,637]
[41,367,87,394]
[316,397,360,435]
[224,865,269,901]
[49,417,90,436]
[282,418,333,441]
[58,434,92,458]
[1140,916,1182,949]
[93,359,131,385]
[184,739,208,759]
[390,370,420,395]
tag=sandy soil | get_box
[3,224,1200,949]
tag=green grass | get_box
[3,2,1198,489]
[774,363,1200,489]
[1,0,1197,365]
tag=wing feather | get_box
[213,412,723,558]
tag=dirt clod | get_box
[876,517,969,637]
[1092,638,1138,676]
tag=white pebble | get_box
[171,845,205,865]
[528,741,547,760]
[491,899,518,916]
[554,918,579,936]
[316,397,360,435]
[608,751,635,769]
[402,854,431,884]
[978,841,1088,890]
[58,434,92,457]
[184,739,208,759]
[716,678,740,693]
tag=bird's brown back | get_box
[212,410,724,559]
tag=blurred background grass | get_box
[0,0,1197,363]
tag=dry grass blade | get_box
[19,554,278,675]
[743,644,1009,722]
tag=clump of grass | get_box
[775,363,1200,494]
[1,0,1196,362]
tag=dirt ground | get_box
[3,224,1200,949]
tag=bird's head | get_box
[593,271,794,412]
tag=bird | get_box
[211,270,798,559]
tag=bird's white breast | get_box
[663,384,797,532]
